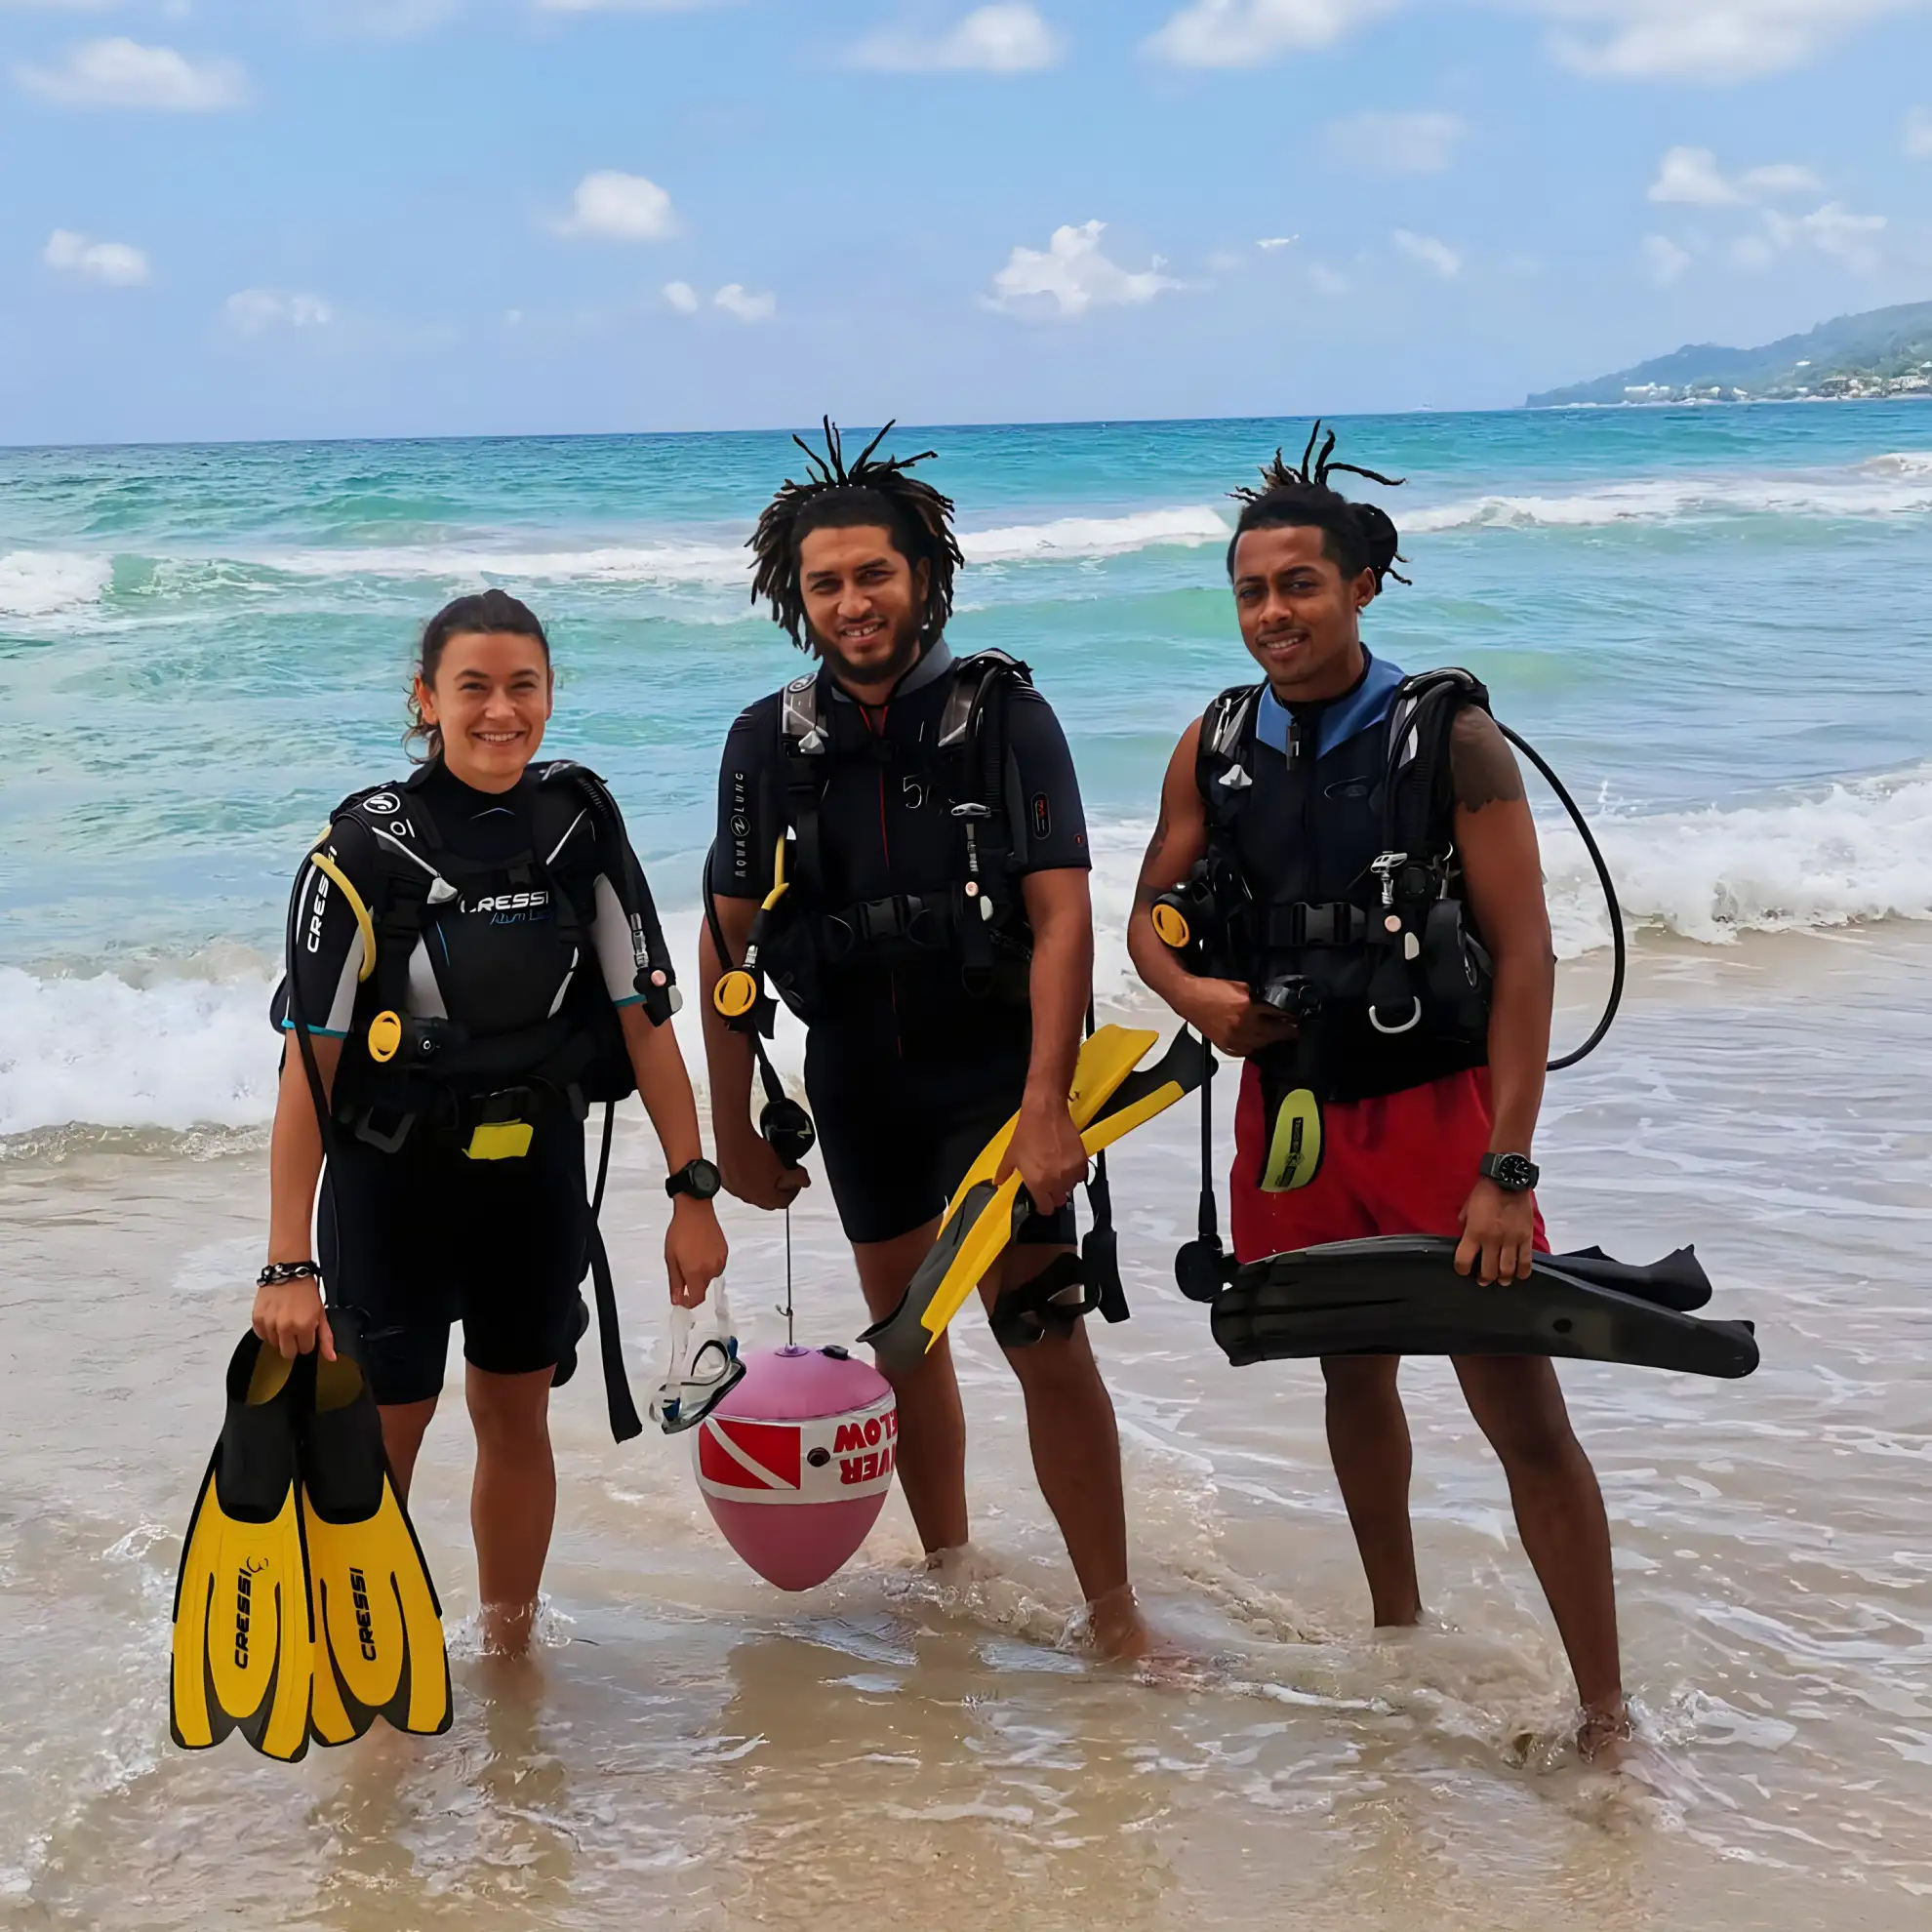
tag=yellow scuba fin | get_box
[934,1024,1159,1220]
[861,1026,1208,1375]
[300,1308,452,1747]
[170,1336,314,1763]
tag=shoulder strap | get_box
[935,649,1031,754]
[777,672,830,896]
[327,782,453,902]
[1382,668,1490,858]
[534,759,680,1025]
[1195,683,1263,829]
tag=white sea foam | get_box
[0,550,112,620]
[253,506,1235,586]
[1538,767,1932,953]
[0,966,280,1138]
[9,773,1932,1135]
[15,451,1929,618]
[1858,450,1932,478]
[1408,466,1932,532]
[264,539,751,589]
[961,505,1230,563]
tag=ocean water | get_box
[4,403,1932,1134]
[4,407,1932,1928]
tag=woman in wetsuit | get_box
[252,589,727,1653]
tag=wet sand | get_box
[4,930,1931,1928]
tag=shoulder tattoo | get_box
[1449,706,1526,812]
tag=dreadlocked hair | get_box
[747,418,964,651]
[1227,420,1412,588]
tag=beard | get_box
[810,610,924,689]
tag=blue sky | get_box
[3,0,1930,443]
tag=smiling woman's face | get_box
[416,628,554,791]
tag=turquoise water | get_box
[3,403,1931,1130]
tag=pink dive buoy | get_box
[694,1345,897,1590]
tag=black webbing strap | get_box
[1173,1029,1226,1304]
[1078,1001,1128,1325]
[584,1100,643,1443]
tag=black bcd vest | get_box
[277,760,676,1153]
[750,651,1037,1028]
[1191,667,1496,1104]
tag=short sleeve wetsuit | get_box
[708,642,1091,1245]
[287,761,669,1405]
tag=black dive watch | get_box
[665,1158,722,1202]
[1478,1151,1540,1194]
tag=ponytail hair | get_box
[404,588,550,762]
[1226,422,1411,589]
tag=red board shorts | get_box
[1230,1063,1547,1264]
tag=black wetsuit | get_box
[709,642,1091,1245]
[286,762,661,1404]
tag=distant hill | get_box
[1528,302,1932,408]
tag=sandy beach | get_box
[5,928,1929,1929]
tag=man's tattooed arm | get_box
[1449,705,1527,812]
[1133,805,1172,909]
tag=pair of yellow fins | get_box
[862,1025,1208,1374]
[169,1308,452,1763]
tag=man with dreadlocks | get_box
[700,422,1155,1655]
[1128,426,1630,1755]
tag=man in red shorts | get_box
[1128,436,1628,1758]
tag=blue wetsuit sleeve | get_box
[1003,686,1091,875]
[707,700,784,902]
[283,817,380,1036]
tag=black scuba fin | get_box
[1211,1236,1757,1380]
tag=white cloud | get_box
[1641,233,1692,285]
[1788,202,1886,270]
[1326,109,1466,175]
[14,37,248,109]
[1645,145,1884,276]
[1525,1,1923,86]
[1392,228,1462,277]
[1648,144,1741,205]
[555,171,680,242]
[848,4,1063,71]
[225,289,335,336]
[1739,161,1821,195]
[984,220,1179,320]
[1650,145,1821,206]
[43,227,149,286]
[712,282,774,321]
[1256,235,1296,250]
[1145,0,1402,67]
[1907,107,1932,159]
[663,279,699,313]
[1308,262,1349,295]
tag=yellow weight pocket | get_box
[464,1121,534,1162]
[366,1010,403,1064]
[1260,1087,1324,1193]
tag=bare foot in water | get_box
[1578,1702,1635,1766]
[480,1596,539,1660]
[1086,1585,1204,1678]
